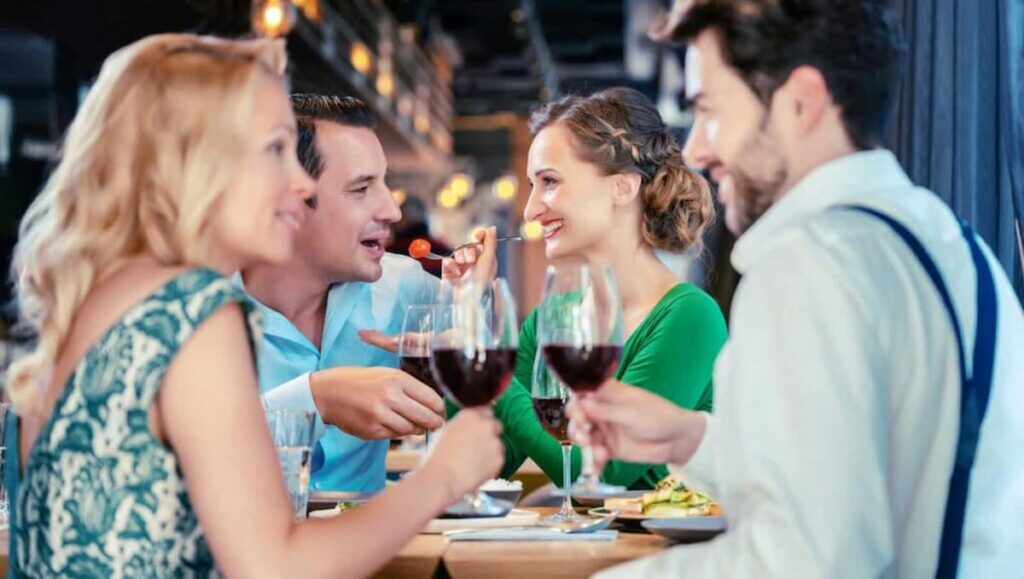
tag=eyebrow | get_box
[344,174,374,188]
[273,123,297,135]
[532,167,557,177]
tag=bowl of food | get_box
[478,478,523,506]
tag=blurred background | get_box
[0,0,1021,339]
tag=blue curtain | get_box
[889,0,1024,299]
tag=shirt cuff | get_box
[669,411,716,493]
[261,372,327,441]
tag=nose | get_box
[681,118,713,170]
[378,183,402,224]
[523,187,546,223]
[293,165,316,203]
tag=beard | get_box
[721,119,788,235]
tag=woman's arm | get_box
[159,304,503,579]
[495,290,727,489]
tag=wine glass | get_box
[538,262,626,497]
[430,277,519,516]
[398,305,444,447]
[530,353,583,525]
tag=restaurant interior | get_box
[0,1,1021,578]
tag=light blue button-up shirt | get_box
[247,254,438,493]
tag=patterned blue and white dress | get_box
[14,269,258,578]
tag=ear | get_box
[612,173,643,207]
[777,65,831,137]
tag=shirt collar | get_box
[731,149,913,274]
[233,272,365,351]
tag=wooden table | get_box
[0,509,670,578]
[376,508,670,579]
[373,533,447,579]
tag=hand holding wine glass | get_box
[538,262,625,496]
[429,277,519,516]
[566,379,708,468]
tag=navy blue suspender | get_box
[843,205,997,578]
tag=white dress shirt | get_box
[597,151,1024,578]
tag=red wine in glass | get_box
[532,397,570,443]
[430,348,517,408]
[400,356,444,397]
[541,344,622,392]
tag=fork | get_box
[423,236,523,260]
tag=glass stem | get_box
[560,443,574,518]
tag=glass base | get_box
[443,492,514,518]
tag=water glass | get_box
[0,402,10,530]
[267,410,315,521]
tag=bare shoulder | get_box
[57,261,192,370]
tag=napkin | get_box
[445,527,618,542]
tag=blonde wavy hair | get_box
[7,33,288,413]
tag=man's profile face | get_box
[293,121,400,282]
[681,29,788,235]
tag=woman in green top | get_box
[456,87,727,490]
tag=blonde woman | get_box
[8,34,502,577]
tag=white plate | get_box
[424,508,540,534]
[309,507,540,534]
[641,517,727,543]
[571,489,644,507]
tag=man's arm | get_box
[590,244,895,578]
[261,367,444,440]
[261,372,326,439]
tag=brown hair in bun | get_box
[528,87,714,253]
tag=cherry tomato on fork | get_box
[409,238,432,259]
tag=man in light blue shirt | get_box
[242,95,444,493]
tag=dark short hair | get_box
[663,0,905,150]
[291,94,376,180]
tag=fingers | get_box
[358,330,400,354]
[377,409,419,438]
[398,374,447,416]
[441,258,464,281]
[387,381,445,431]
[473,227,498,283]
[443,226,499,284]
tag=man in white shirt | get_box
[243,95,444,493]
[570,1,1024,576]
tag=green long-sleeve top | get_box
[494,283,727,489]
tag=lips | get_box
[359,230,390,258]
[541,219,564,240]
[275,209,302,232]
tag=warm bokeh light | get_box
[450,173,472,199]
[251,0,296,37]
[376,72,395,98]
[414,112,430,134]
[438,187,459,209]
[521,220,544,241]
[391,188,407,206]
[265,5,283,27]
[350,41,373,75]
[292,0,322,21]
[493,175,517,200]
[398,94,415,118]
